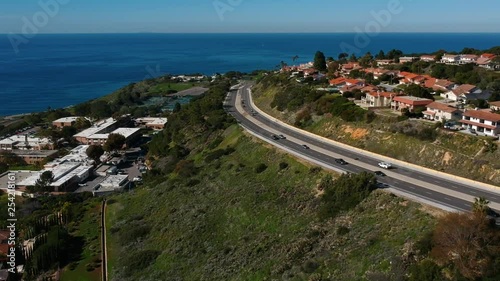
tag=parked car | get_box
[378,162,392,169]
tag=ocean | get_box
[1,33,499,116]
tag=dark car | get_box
[374,171,386,176]
[335,158,347,165]
[272,135,280,140]
[302,144,310,149]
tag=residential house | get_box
[420,55,436,62]
[442,84,477,101]
[303,68,318,77]
[391,96,433,112]
[441,54,460,64]
[362,91,398,108]
[460,110,500,137]
[399,57,418,63]
[477,53,500,70]
[490,101,500,111]
[398,72,424,85]
[341,62,361,75]
[376,59,394,66]
[364,68,390,79]
[459,54,479,64]
[423,102,462,121]
[329,77,347,87]
[424,77,437,89]
[433,79,456,92]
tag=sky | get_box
[0,0,499,34]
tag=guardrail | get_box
[245,86,500,192]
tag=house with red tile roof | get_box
[460,110,500,137]
[391,96,433,112]
[303,68,318,77]
[329,77,347,87]
[424,77,437,89]
[423,102,462,121]
[442,84,491,103]
[341,62,361,75]
[433,79,456,92]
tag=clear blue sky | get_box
[0,0,499,33]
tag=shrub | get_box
[336,226,350,236]
[85,263,95,272]
[309,166,322,174]
[120,250,161,275]
[279,162,289,170]
[254,163,268,174]
[68,262,78,271]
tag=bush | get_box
[309,166,322,174]
[336,226,350,236]
[85,263,95,272]
[68,262,78,271]
[120,250,161,275]
[279,162,289,170]
[254,163,268,174]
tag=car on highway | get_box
[272,134,280,140]
[376,182,389,188]
[378,162,392,169]
[374,171,386,176]
[335,158,347,165]
[278,135,286,139]
[302,144,310,149]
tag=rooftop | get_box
[74,118,117,138]
[10,149,58,157]
[0,135,52,146]
[136,117,168,125]
[393,96,433,106]
[111,128,141,139]
[426,102,461,113]
[463,110,500,122]
[53,116,83,123]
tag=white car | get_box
[378,162,392,169]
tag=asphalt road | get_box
[224,83,500,213]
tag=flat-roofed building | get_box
[0,135,53,151]
[3,149,59,165]
[74,117,141,147]
[74,118,118,144]
[18,162,93,192]
[52,116,90,128]
[135,117,168,130]
[93,175,130,196]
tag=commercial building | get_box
[2,150,59,165]
[93,175,130,196]
[0,135,53,151]
[135,117,168,130]
[52,116,90,128]
[18,162,93,192]
[74,118,141,147]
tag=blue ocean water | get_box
[1,33,499,116]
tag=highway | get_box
[224,83,500,213]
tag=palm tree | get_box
[472,197,490,215]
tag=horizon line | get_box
[2,31,500,35]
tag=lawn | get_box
[60,201,102,281]
[148,82,195,94]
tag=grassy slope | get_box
[107,126,436,281]
[253,83,500,185]
[60,201,102,281]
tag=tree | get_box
[86,145,104,163]
[488,80,500,102]
[173,102,181,113]
[31,171,54,193]
[405,84,434,100]
[338,52,349,61]
[313,51,327,72]
[375,50,385,60]
[292,55,299,62]
[472,197,490,215]
[359,52,374,67]
[74,117,91,130]
[431,212,500,280]
[103,133,126,152]
[90,100,112,119]
[349,53,358,62]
